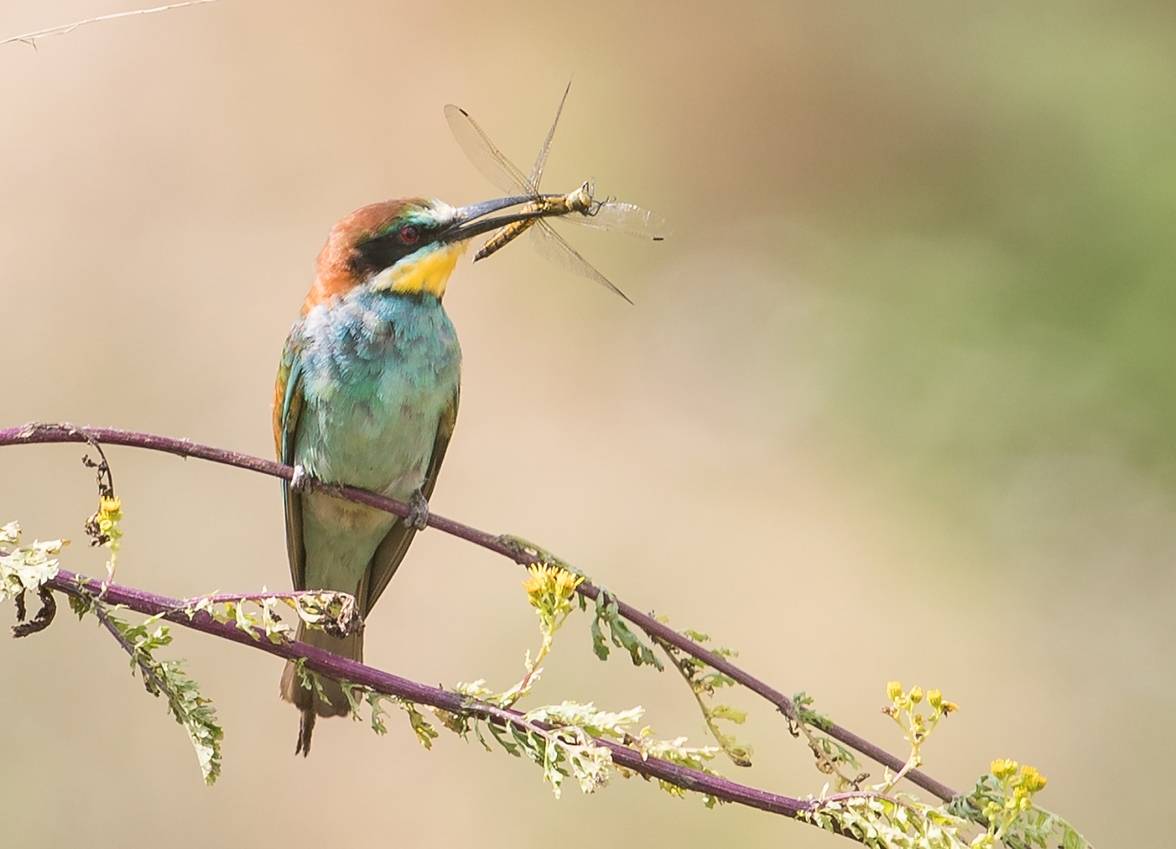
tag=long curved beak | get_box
[443,194,562,243]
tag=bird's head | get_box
[303,195,547,313]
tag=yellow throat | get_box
[376,241,469,298]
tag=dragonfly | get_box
[444,83,667,303]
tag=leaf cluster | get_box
[323,561,726,806]
[947,771,1090,849]
[84,601,224,785]
[589,590,662,669]
[438,699,720,802]
[803,793,973,849]
[183,589,360,644]
[0,521,65,606]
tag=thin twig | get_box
[185,589,353,607]
[0,421,959,802]
[791,704,869,790]
[93,601,170,695]
[1,0,218,49]
[651,632,752,767]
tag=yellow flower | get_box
[886,680,903,701]
[553,568,582,599]
[99,495,122,520]
[1017,765,1048,793]
[521,564,582,614]
[909,685,924,704]
[93,496,123,542]
[521,565,548,598]
[927,688,943,709]
[990,758,1019,780]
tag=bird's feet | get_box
[290,464,311,492]
[406,489,430,531]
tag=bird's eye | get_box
[398,225,421,245]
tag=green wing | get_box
[274,336,307,591]
[363,388,459,613]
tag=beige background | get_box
[2,1,1173,846]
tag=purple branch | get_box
[0,421,958,802]
[47,568,812,820]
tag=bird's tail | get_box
[280,621,363,756]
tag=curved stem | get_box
[46,568,812,820]
[0,421,958,802]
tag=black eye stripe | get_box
[353,236,411,276]
[352,222,438,276]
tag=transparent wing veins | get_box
[443,103,534,195]
[528,220,632,304]
[528,80,571,189]
[578,200,669,239]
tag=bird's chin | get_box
[371,241,469,297]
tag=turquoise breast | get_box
[293,288,461,497]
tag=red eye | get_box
[398,225,421,245]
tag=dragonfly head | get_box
[306,195,563,304]
[566,180,597,215]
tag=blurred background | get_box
[1,1,1172,845]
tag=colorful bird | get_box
[274,194,557,755]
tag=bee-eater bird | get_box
[274,194,555,755]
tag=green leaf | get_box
[589,590,662,670]
[709,704,747,724]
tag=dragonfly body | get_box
[476,180,595,261]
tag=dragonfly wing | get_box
[444,103,534,195]
[527,81,572,189]
[528,219,633,304]
[573,201,670,239]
